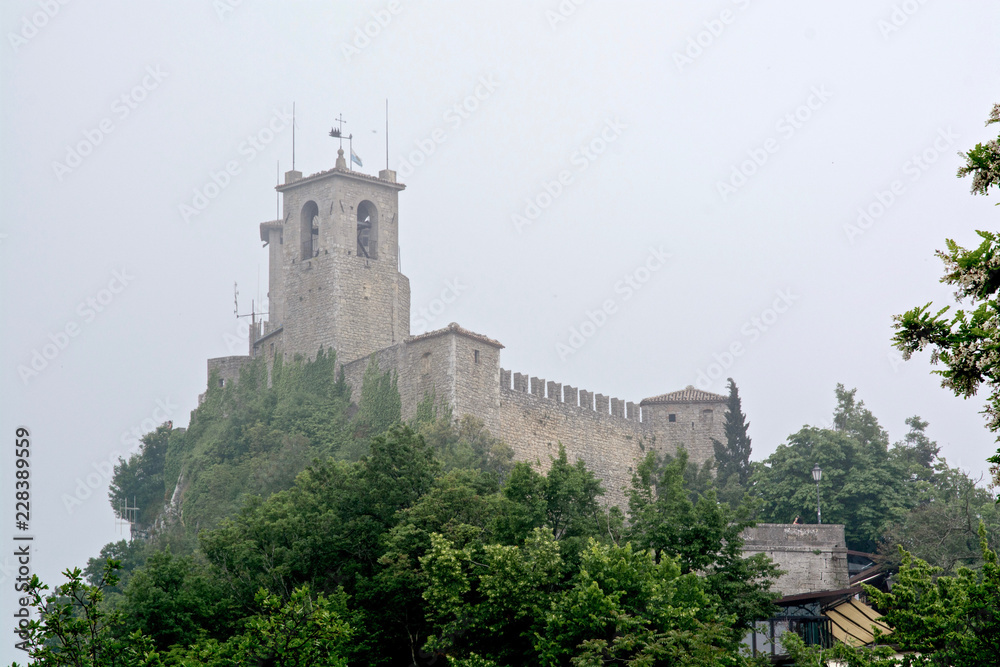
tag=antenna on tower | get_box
[117,496,139,539]
[235,282,268,357]
[276,160,279,221]
[292,102,296,170]
[385,98,389,171]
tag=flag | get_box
[351,148,363,167]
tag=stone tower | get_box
[254,148,410,365]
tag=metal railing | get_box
[742,615,833,658]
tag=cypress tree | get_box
[711,377,752,486]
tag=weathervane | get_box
[329,113,348,149]
[330,113,361,171]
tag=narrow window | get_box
[474,350,480,364]
[300,201,319,260]
[218,378,225,388]
[421,353,431,375]
[357,201,378,259]
[668,413,676,422]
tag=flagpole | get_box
[385,98,389,171]
[292,102,295,171]
[349,133,354,172]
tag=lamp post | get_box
[811,464,822,524]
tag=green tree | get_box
[13,561,162,667]
[628,449,779,630]
[891,416,940,482]
[833,384,889,451]
[534,540,740,667]
[372,468,508,665]
[177,586,352,667]
[495,446,620,569]
[83,539,147,591]
[866,524,1000,667]
[421,528,564,665]
[753,426,911,551]
[712,378,753,489]
[415,407,515,482]
[116,548,234,652]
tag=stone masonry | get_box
[203,150,727,506]
[740,524,850,596]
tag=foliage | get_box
[534,540,738,667]
[173,586,352,667]
[12,561,162,667]
[416,408,515,482]
[352,354,402,442]
[109,424,172,531]
[421,528,564,664]
[892,416,940,481]
[116,549,234,651]
[833,384,890,451]
[83,539,147,592]
[877,461,1000,574]
[778,632,899,667]
[107,349,364,544]
[865,524,1000,667]
[712,378,753,491]
[496,446,623,570]
[956,103,1000,198]
[628,449,780,630]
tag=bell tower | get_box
[256,147,410,365]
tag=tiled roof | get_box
[640,385,726,405]
[259,219,282,242]
[407,322,504,349]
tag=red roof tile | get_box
[640,385,726,405]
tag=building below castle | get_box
[204,147,726,506]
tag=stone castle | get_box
[204,148,727,506]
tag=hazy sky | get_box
[2,2,998,658]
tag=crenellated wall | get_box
[488,369,723,509]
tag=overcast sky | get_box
[2,1,998,657]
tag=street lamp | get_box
[811,464,822,524]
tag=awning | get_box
[824,599,892,647]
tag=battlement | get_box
[500,368,641,423]
[275,163,405,193]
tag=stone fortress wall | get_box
[336,322,725,508]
